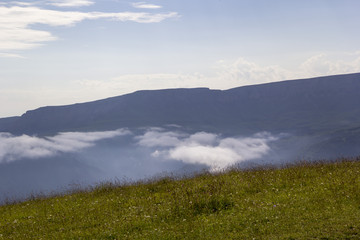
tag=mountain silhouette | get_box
[1,72,360,136]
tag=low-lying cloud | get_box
[137,129,184,147]
[0,129,130,163]
[0,127,281,202]
[0,127,278,170]
[137,129,277,171]
[1,126,356,203]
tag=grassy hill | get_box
[1,159,360,239]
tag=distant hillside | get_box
[1,72,360,135]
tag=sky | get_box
[1,0,360,117]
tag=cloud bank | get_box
[0,127,282,202]
[137,129,277,171]
[75,51,360,98]
[214,52,360,88]
[0,127,277,171]
[0,129,130,163]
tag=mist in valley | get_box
[1,125,353,203]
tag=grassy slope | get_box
[0,159,360,239]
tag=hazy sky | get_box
[1,0,360,117]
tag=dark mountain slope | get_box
[0,117,20,131]
[1,72,360,135]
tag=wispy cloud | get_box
[132,2,162,9]
[1,1,37,6]
[0,1,93,7]
[137,130,184,147]
[0,129,130,163]
[0,52,25,58]
[48,0,95,7]
[137,129,277,171]
[0,4,179,52]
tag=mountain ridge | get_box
[1,72,360,135]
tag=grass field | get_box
[0,158,360,239]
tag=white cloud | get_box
[0,129,130,163]
[169,145,239,171]
[213,52,360,88]
[2,51,360,116]
[0,52,25,58]
[136,130,184,147]
[3,2,36,6]
[0,5,179,51]
[214,58,293,88]
[81,52,360,91]
[49,0,95,7]
[74,51,360,103]
[299,52,360,77]
[186,132,217,146]
[136,129,277,171]
[170,135,275,171]
[132,2,162,9]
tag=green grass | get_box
[1,159,360,239]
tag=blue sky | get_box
[1,0,360,117]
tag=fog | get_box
[0,129,130,163]
[137,129,277,171]
[0,126,329,203]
